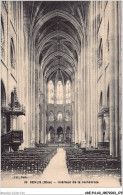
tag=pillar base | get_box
[98,142,109,149]
[30,139,35,148]
[81,140,86,148]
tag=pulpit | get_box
[1,87,25,152]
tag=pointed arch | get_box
[1,80,6,107]
[1,16,5,60]
[49,111,54,121]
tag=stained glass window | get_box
[48,80,54,104]
[56,81,63,104]
[66,80,71,103]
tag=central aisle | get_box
[41,147,71,182]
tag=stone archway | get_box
[1,80,7,135]
[1,80,6,107]
[48,126,55,143]
[57,126,64,142]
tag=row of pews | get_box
[65,147,121,176]
[1,146,57,173]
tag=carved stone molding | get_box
[101,106,109,117]
[98,106,109,118]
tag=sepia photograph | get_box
[0,0,122,192]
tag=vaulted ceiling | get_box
[24,1,90,82]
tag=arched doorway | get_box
[1,80,7,135]
[57,126,63,142]
[48,126,55,143]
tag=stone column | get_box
[54,82,57,105]
[71,101,74,142]
[81,36,86,148]
[71,77,75,142]
[114,1,120,157]
[90,1,95,147]
[63,82,66,105]
[31,40,35,147]
[109,2,115,156]
[42,93,45,144]
[35,56,39,144]
[77,54,81,144]
[98,113,103,143]
[44,80,47,143]
[74,74,78,143]
[92,2,96,148]
[86,8,91,148]
[40,93,44,144]
[94,2,98,148]
[104,112,110,142]
[117,2,121,158]
[27,37,34,147]
[38,71,41,143]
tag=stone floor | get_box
[1,148,121,188]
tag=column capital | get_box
[98,106,109,118]
[101,106,109,117]
[98,112,103,118]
